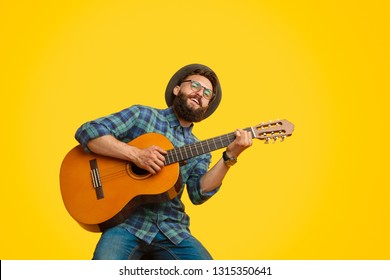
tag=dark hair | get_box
[178,68,219,102]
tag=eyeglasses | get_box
[182,80,215,100]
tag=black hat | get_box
[165,63,222,119]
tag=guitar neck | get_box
[165,127,253,165]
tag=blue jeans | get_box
[92,226,213,260]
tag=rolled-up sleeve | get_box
[185,154,220,205]
[75,121,113,152]
[75,106,141,152]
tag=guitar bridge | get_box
[90,159,104,199]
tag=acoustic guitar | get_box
[60,120,294,232]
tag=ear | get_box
[173,85,180,96]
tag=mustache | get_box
[188,93,203,107]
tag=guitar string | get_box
[98,136,231,182]
[99,163,129,182]
[94,131,247,182]
[167,134,233,160]
[165,133,236,164]
[89,125,287,183]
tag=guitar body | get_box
[60,133,180,232]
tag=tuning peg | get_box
[281,135,286,142]
[273,136,278,143]
[265,137,270,144]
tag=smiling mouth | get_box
[191,98,200,105]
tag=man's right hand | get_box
[131,145,167,175]
[87,135,167,175]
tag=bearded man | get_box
[75,64,252,259]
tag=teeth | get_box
[191,98,199,104]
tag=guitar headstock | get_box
[251,119,294,144]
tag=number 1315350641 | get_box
[212,266,272,276]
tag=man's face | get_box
[173,75,213,123]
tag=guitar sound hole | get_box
[128,163,151,179]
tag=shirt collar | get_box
[163,106,194,131]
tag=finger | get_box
[150,161,163,173]
[153,146,167,155]
[236,131,251,146]
[237,129,247,141]
[141,162,157,175]
[247,134,253,146]
[154,151,166,162]
[246,132,253,146]
[155,158,165,167]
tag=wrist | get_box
[223,150,237,167]
[126,145,140,162]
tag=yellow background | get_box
[1,0,389,260]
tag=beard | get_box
[173,90,207,123]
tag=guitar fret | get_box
[164,131,243,165]
[219,136,224,147]
[206,139,211,152]
[165,152,173,165]
[164,124,288,166]
[173,149,179,163]
[165,128,272,165]
[194,143,200,157]
[182,146,189,160]
[212,138,217,150]
[183,146,193,159]
[178,147,183,161]
[186,147,191,158]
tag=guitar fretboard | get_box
[164,127,253,165]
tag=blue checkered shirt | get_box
[75,105,219,245]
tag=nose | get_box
[194,88,204,97]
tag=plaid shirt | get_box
[75,105,219,245]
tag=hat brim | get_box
[165,64,222,119]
